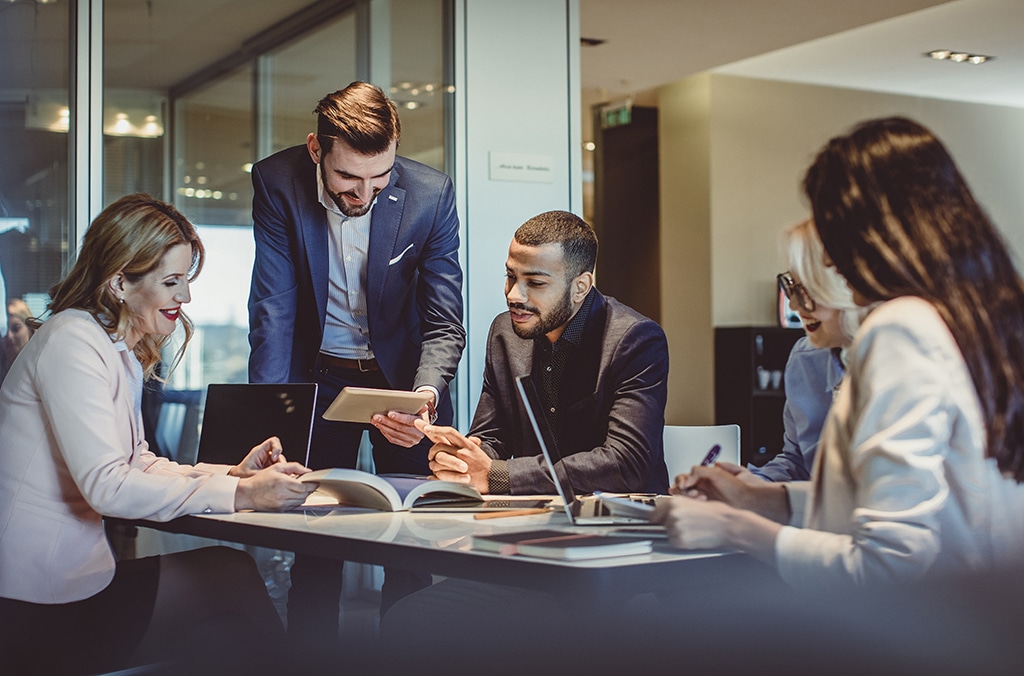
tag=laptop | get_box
[514,374,664,529]
[196,383,318,465]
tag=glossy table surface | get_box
[130,507,738,600]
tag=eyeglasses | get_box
[777,272,816,314]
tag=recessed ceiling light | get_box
[926,49,993,65]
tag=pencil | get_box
[473,508,550,520]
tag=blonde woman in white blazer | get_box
[0,194,316,674]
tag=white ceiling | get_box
[580,0,1024,109]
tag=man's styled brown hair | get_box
[314,81,401,155]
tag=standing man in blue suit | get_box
[247,81,465,651]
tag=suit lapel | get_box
[506,327,535,378]
[296,170,331,329]
[367,165,406,316]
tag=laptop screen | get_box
[514,375,580,515]
[196,383,318,465]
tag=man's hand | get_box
[415,420,492,494]
[371,409,428,447]
[370,390,435,447]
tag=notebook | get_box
[513,374,664,529]
[195,383,318,466]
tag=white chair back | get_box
[662,424,741,484]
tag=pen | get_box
[700,444,722,466]
[473,508,550,520]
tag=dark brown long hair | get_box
[804,116,1024,481]
[46,193,204,379]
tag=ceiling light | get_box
[926,49,993,65]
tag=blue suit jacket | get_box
[247,145,465,408]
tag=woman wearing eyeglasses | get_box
[655,117,1024,587]
[751,220,866,482]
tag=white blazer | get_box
[777,297,1024,587]
[0,309,237,604]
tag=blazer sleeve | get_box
[411,175,466,399]
[35,321,237,521]
[468,320,518,463]
[775,314,957,587]
[248,161,300,384]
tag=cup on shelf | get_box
[771,369,783,390]
[757,366,771,390]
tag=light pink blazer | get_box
[0,309,237,604]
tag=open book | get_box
[299,469,551,512]
[300,469,484,511]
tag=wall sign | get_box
[489,152,554,183]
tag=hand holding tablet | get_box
[322,386,433,423]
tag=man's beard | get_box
[509,288,574,340]
[322,165,377,217]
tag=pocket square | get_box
[389,243,414,266]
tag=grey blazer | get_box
[470,290,670,494]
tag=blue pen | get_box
[700,444,721,466]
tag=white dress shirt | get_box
[316,167,374,360]
[776,296,1024,587]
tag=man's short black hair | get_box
[513,211,597,279]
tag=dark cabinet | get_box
[714,326,804,467]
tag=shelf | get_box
[751,389,786,398]
[714,326,804,466]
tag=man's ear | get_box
[306,133,321,164]
[572,271,594,303]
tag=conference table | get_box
[127,506,751,604]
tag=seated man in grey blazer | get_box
[382,211,671,658]
[418,209,670,495]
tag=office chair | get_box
[662,424,741,483]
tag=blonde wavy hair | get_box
[43,194,204,379]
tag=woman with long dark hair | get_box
[655,117,1024,587]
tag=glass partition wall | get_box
[0,0,451,459]
[0,0,71,322]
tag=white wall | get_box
[708,74,1024,327]
[657,72,1024,425]
[452,0,582,424]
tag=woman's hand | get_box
[651,495,782,565]
[673,462,791,523]
[234,463,315,512]
[229,437,287,478]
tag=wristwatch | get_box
[424,398,439,424]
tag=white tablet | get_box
[322,386,432,423]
